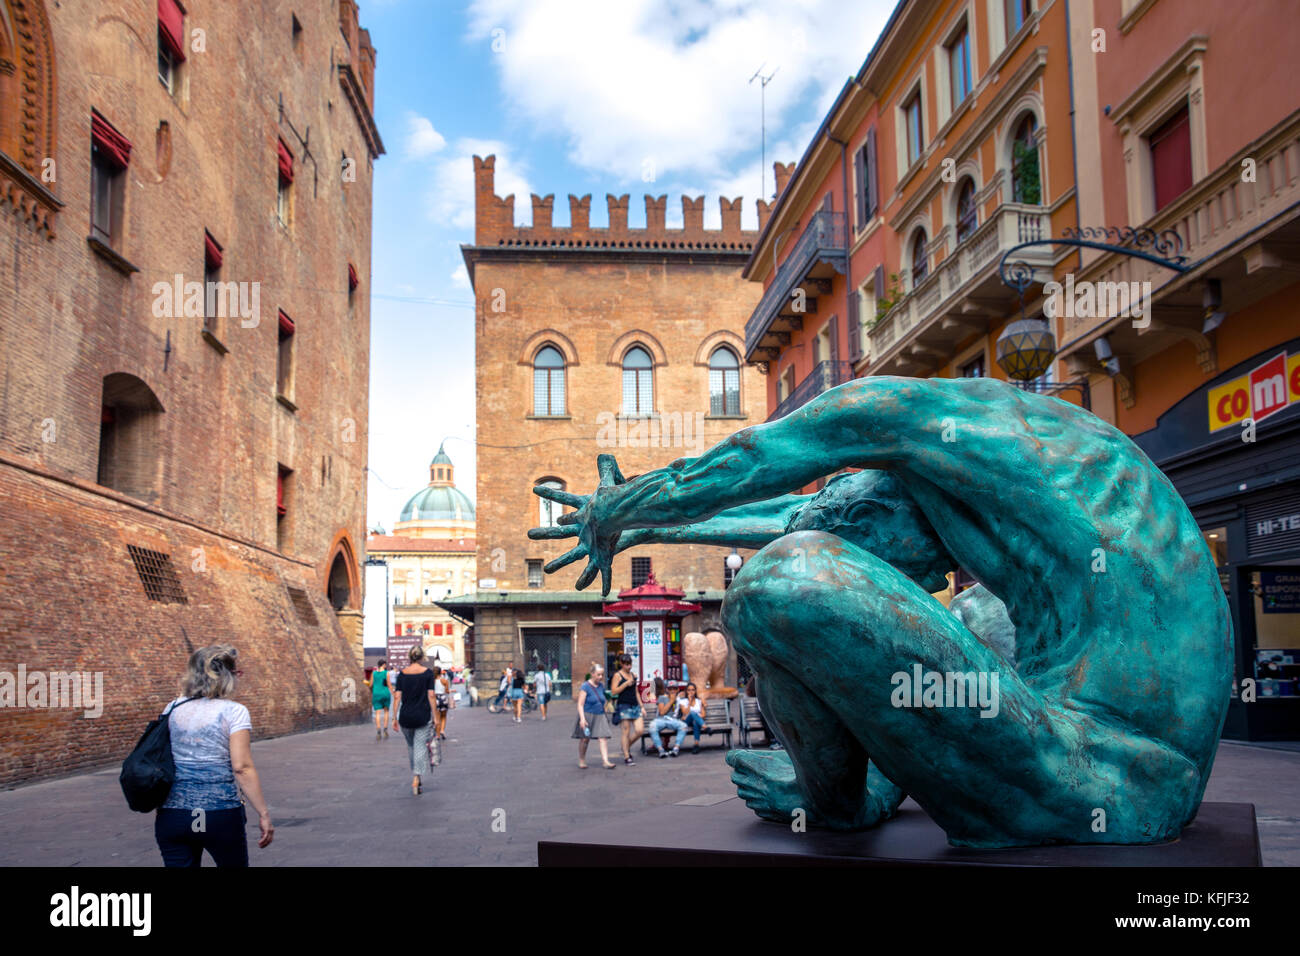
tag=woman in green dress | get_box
[367,660,391,738]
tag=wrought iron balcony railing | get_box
[767,360,853,421]
[745,210,848,359]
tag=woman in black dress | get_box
[391,645,438,795]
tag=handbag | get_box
[119,697,202,812]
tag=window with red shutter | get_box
[1150,106,1192,212]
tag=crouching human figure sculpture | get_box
[530,376,1231,848]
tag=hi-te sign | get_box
[1207,350,1300,433]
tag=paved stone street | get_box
[0,701,1296,866]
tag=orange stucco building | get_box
[743,0,1300,739]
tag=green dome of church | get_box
[399,483,475,522]
[397,443,474,523]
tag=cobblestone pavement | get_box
[0,702,1295,866]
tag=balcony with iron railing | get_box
[744,210,848,361]
[767,360,853,421]
[867,202,1053,374]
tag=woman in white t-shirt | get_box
[154,645,273,867]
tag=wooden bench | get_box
[695,698,733,750]
[736,696,772,748]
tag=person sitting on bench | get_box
[645,677,687,757]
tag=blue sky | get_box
[362,0,894,530]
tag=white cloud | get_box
[424,138,533,230]
[465,0,893,185]
[404,113,448,159]
[450,264,470,289]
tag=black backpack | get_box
[119,697,201,812]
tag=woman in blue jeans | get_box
[677,682,707,753]
[155,645,273,867]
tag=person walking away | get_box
[610,654,645,765]
[433,665,452,740]
[365,660,391,738]
[645,677,687,758]
[573,666,615,769]
[463,666,476,707]
[490,664,512,713]
[510,666,527,723]
[392,645,437,795]
[534,665,553,721]
[678,683,706,753]
[155,645,273,867]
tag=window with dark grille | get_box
[708,347,740,415]
[956,179,978,243]
[286,586,319,626]
[533,345,566,415]
[127,545,188,604]
[631,557,651,587]
[527,559,543,588]
[910,230,929,287]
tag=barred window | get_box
[621,346,653,415]
[533,346,566,416]
[631,557,651,587]
[127,545,188,604]
[527,559,543,588]
[708,347,740,416]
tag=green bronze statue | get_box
[530,376,1232,847]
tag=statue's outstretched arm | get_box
[530,494,809,553]
[533,377,940,593]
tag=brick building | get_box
[445,155,765,698]
[0,0,383,785]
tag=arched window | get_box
[621,346,654,415]
[533,345,565,416]
[956,179,978,243]
[537,477,565,528]
[708,347,740,416]
[910,230,929,288]
[1012,114,1041,204]
[97,373,165,503]
[327,550,352,610]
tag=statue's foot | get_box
[726,749,806,825]
[726,749,902,831]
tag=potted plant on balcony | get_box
[872,273,905,327]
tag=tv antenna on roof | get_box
[749,64,779,203]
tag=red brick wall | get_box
[0,1,380,783]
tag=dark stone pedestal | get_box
[538,796,1262,866]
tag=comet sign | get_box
[1207,349,1300,433]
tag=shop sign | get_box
[1260,571,1300,613]
[1207,350,1300,432]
